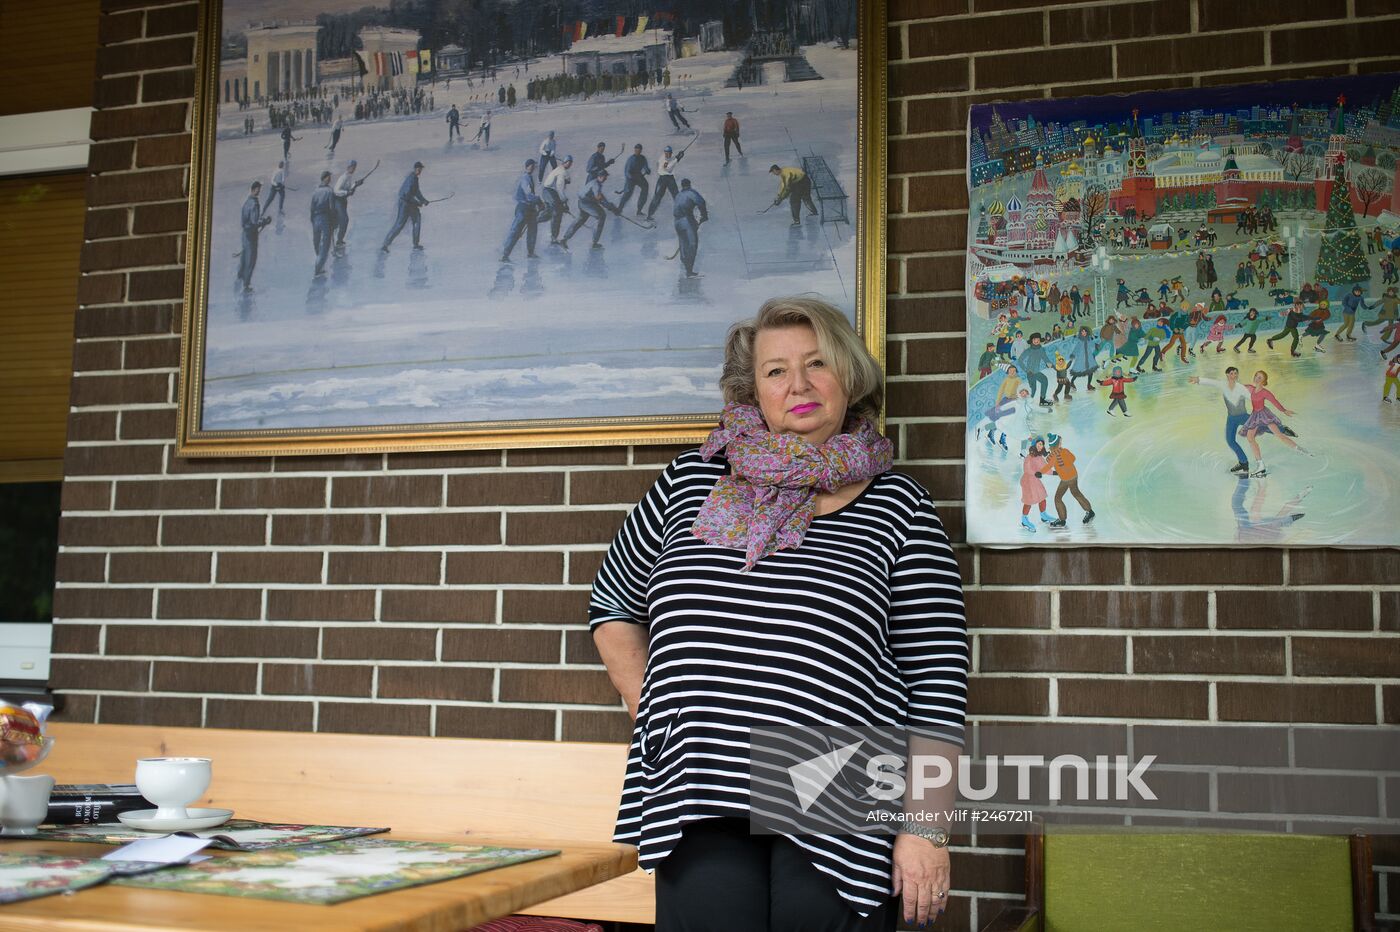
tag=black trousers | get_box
[655,818,899,932]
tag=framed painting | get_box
[965,74,1400,546]
[176,0,886,456]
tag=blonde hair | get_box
[719,296,884,422]
[1254,370,1269,386]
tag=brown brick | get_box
[904,255,965,295]
[1199,0,1346,29]
[1059,590,1208,629]
[123,336,180,370]
[85,206,130,239]
[109,551,211,584]
[1289,549,1399,586]
[890,215,965,255]
[71,341,122,372]
[890,60,968,99]
[442,628,560,664]
[99,9,143,44]
[1293,637,1400,678]
[141,68,195,103]
[380,589,496,624]
[1050,0,1189,42]
[445,551,563,585]
[131,201,189,233]
[570,470,661,506]
[318,701,430,736]
[964,590,1050,629]
[383,512,498,547]
[1199,65,1352,87]
[81,235,179,272]
[562,710,633,743]
[631,446,692,465]
[979,633,1124,673]
[217,551,323,584]
[272,513,379,546]
[323,626,436,661]
[910,12,1043,56]
[162,514,266,546]
[221,477,325,509]
[1060,677,1209,719]
[157,587,261,620]
[85,165,184,201]
[50,657,149,691]
[499,669,619,705]
[121,407,178,440]
[53,587,152,620]
[1383,593,1399,633]
[209,625,318,658]
[506,509,625,546]
[51,694,97,723]
[564,630,601,664]
[69,372,168,407]
[569,550,607,585]
[386,450,501,470]
[506,447,628,467]
[447,472,562,506]
[1272,22,1396,65]
[331,475,440,508]
[1386,686,1400,725]
[1134,635,1284,676]
[89,103,188,142]
[1129,549,1281,586]
[54,553,107,583]
[266,589,376,622]
[128,268,185,300]
[887,176,903,215]
[899,463,963,501]
[206,698,313,732]
[114,479,214,511]
[892,0,967,17]
[885,379,962,419]
[976,46,1112,88]
[51,623,102,654]
[982,549,1122,587]
[76,273,125,306]
[163,451,268,475]
[1216,590,1371,631]
[1120,34,1267,78]
[68,411,118,442]
[61,480,112,513]
[93,75,139,109]
[967,675,1048,716]
[502,589,591,625]
[1218,683,1376,724]
[327,551,440,585]
[88,140,134,175]
[903,421,964,461]
[263,663,372,697]
[436,706,555,740]
[377,665,493,701]
[267,456,375,475]
[906,173,968,214]
[100,695,201,727]
[891,135,965,175]
[144,3,199,35]
[153,660,256,693]
[95,37,193,76]
[74,304,175,338]
[60,515,159,547]
[904,336,965,375]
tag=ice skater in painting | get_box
[1044,433,1095,528]
[1241,370,1310,478]
[1019,436,1052,533]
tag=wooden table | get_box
[0,832,636,931]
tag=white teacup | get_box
[135,757,211,821]
[1,773,56,836]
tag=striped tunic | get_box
[589,450,970,915]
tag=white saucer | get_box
[117,808,234,832]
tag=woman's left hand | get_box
[891,833,951,927]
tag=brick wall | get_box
[56,0,1399,928]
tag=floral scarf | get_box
[693,402,893,571]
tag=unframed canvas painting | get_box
[186,0,869,447]
[965,74,1400,546]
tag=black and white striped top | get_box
[589,450,970,916]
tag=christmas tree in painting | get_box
[1314,156,1371,289]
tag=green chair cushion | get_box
[1043,833,1353,932]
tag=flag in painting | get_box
[406,50,418,74]
[635,15,649,33]
[418,49,431,71]
[373,51,385,75]
[577,20,587,39]
[616,15,625,36]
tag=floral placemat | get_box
[112,838,559,904]
[0,854,112,905]
[31,820,388,850]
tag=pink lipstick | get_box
[791,403,820,415]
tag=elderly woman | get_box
[590,297,970,931]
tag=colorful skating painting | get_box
[182,0,878,453]
[965,74,1400,547]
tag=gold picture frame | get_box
[177,1,887,457]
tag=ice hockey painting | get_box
[965,74,1400,546]
[178,0,882,455]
